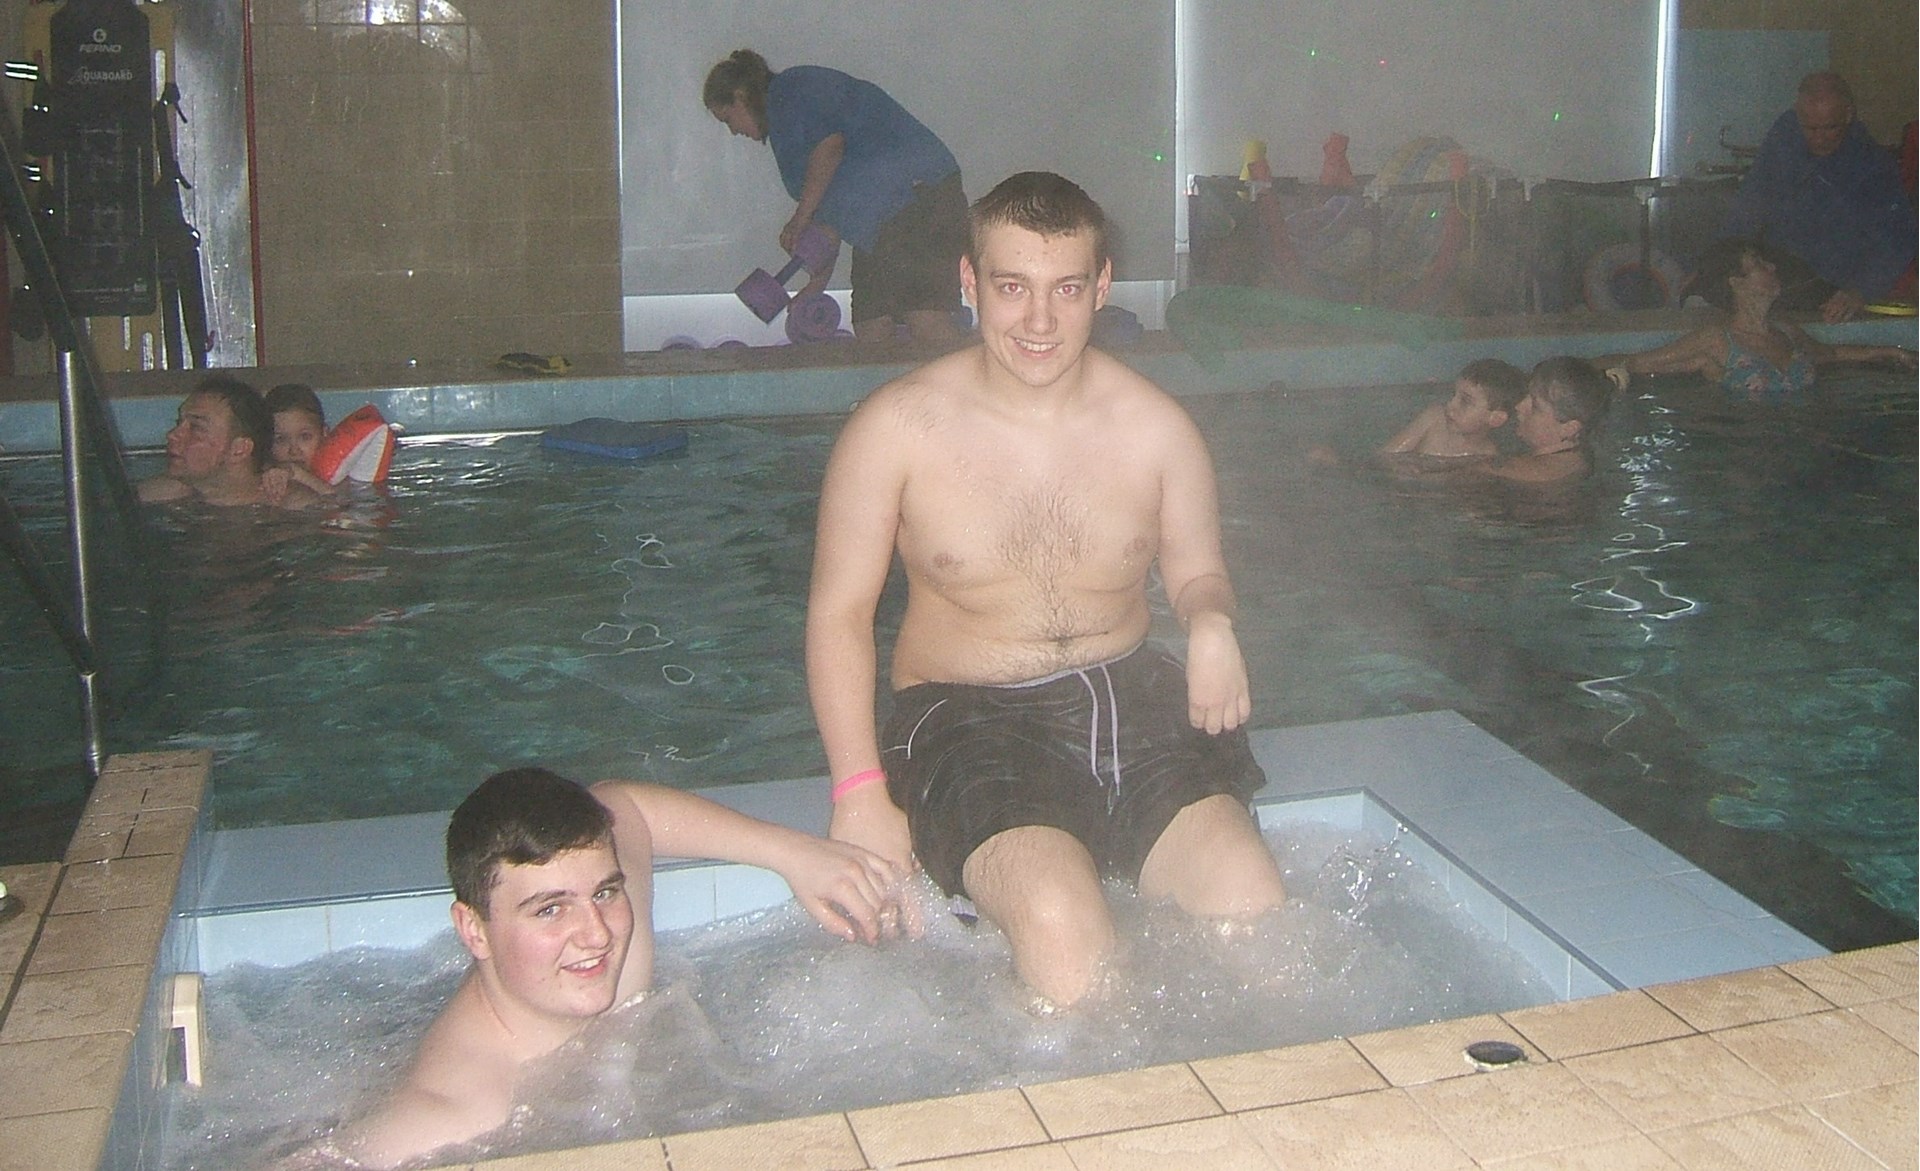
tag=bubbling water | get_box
[162,824,1553,1168]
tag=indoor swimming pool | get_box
[2,364,1913,952]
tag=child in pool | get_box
[1305,358,1525,469]
[312,768,906,1169]
[1457,356,1613,484]
[264,383,337,497]
[1378,357,1528,461]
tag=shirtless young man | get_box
[137,375,320,509]
[332,768,902,1168]
[806,171,1287,1008]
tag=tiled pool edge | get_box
[187,713,1825,990]
[0,713,1851,1170]
[0,316,1911,453]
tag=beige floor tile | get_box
[1405,1061,1635,1164]
[1782,943,1918,1007]
[1648,1104,1888,1169]
[27,906,167,976]
[664,1113,865,1171]
[1502,989,1693,1060]
[1643,965,1835,1032]
[1062,1114,1279,1171]
[1,965,148,1043]
[1238,1087,1476,1170]
[1021,1062,1219,1140]
[1848,995,1919,1053]
[1803,1079,1919,1171]
[0,1107,113,1171]
[900,1146,1078,1171]
[50,854,184,915]
[1562,1032,1789,1131]
[1713,1008,1918,1099]
[1190,1037,1388,1112]
[0,863,60,985]
[473,1136,668,1170]
[0,1034,135,1117]
[128,764,210,811]
[1349,1012,1543,1086]
[847,1088,1046,1167]
[126,806,200,858]
[63,822,133,866]
[1476,1132,1682,1170]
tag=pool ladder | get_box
[0,81,160,779]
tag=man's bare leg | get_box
[961,826,1115,1007]
[1137,794,1286,918]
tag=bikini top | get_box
[1721,328,1816,403]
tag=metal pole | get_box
[56,344,106,778]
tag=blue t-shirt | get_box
[1721,109,1917,300]
[766,66,959,252]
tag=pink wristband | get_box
[831,768,884,802]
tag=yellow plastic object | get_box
[1862,301,1917,317]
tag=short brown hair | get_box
[446,768,613,916]
[968,171,1109,273]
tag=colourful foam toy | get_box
[540,418,690,461]
[311,405,398,485]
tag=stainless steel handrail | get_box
[0,86,160,777]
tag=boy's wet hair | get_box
[1529,357,1613,440]
[968,171,1109,272]
[446,768,614,916]
[192,375,274,473]
[703,48,772,120]
[265,382,325,429]
[1458,358,1528,413]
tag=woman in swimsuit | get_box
[1599,238,1913,402]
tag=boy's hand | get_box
[260,465,292,504]
[784,831,914,944]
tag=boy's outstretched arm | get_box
[590,781,908,945]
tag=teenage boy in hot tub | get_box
[322,768,904,1168]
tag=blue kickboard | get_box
[541,419,690,461]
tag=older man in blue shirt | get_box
[1722,72,1917,322]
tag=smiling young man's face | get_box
[455,843,634,1026]
[962,221,1111,390]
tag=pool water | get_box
[1,373,1912,936]
[159,823,1554,1169]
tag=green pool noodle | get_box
[1165,285,1464,373]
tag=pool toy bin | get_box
[1185,165,1738,316]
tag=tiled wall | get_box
[1680,0,1920,143]
[246,0,622,367]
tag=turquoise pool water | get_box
[2,371,1912,941]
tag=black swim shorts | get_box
[850,171,967,327]
[879,643,1267,896]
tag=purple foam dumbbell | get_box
[735,225,838,323]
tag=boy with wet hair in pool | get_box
[1460,356,1613,484]
[1378,357,1527,462]
[138,376,321,510]
[331,768,903,1168]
